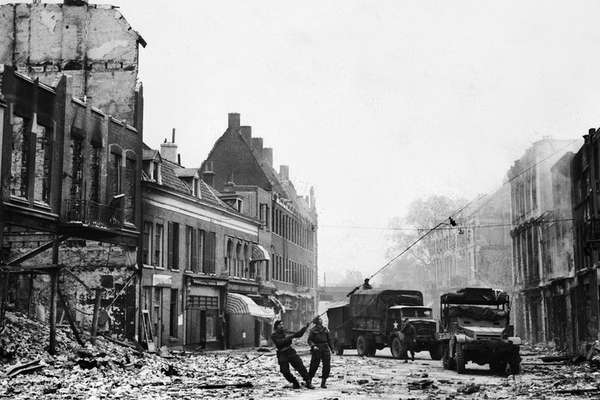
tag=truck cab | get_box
[327,289,441,360]
[439,288,521,375]
[387,306,441,360]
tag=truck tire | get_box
[429,344,442,361]
[356,335,369,356]
[509,352,521,375]
[366,338,377,356]
[455,343,466,374]
[391,337,403,359]
[490,360,507,375]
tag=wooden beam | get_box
[4,235,68,266]
[90,288,104,344]
[48,238,59,355]
[57,288,84,346]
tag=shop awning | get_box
[227,293,275,320]
[251,244,270,262]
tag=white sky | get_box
[109,0,600,284]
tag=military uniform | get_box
[401,321,416,361]
[271,325,310,388]
[308,325,333,387]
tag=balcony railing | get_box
[62,199,124,228]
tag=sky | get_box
[96,0,600,284]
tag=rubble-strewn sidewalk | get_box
[3,312,600,399]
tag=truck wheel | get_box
[429,344,442,361]
[455,343,466,374]
[356,335,369,356]
[490,360,507,375]
[391,337,403,359]
[509,352,521,375]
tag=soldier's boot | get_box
[321,377,327,388]
[292,379,301,389]
[304,379,315,389]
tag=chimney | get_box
[64,0,88,5]
[251,137,263,153]
[240,126,252,143]
[263,147,273,167]
[279,165,289,181]
[228,113,240,129]
[160,129,178,163]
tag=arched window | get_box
[226,239,234,275]
[244,244,250,278]
[236,242,242,277]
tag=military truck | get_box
[327,289,441,360]
[439,288,521,375]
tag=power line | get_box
[320,218,575,232]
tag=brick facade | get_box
[201,113,318,331]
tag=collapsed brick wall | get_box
[0,2,142,124]
[2,227,138,339]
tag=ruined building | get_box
[0,0,144,350]
[508,138,580,346]
[425,188,512,312]
[201,113,318,331]
[0,0,146,125]
[0,65,143,347]
[570,129,600,353]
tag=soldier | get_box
[308,316,333,388]
[271,320,314,389]
[401,317,416,363]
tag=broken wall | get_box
[2,227,138,339]
[0,2,143,124]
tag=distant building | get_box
[141,134,271,350]
[426,188,512,313]
[201,113,318,331]
[508,138,580,344]
[0,0,146,125]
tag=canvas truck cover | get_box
[441,288,509,306]
[349,289,424,319]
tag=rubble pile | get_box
[0,312,283,399]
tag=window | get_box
[10,116,30,198]
[169,289,178,337]
[168,222,180,269]
[70,136,84,199]
[235,242,242,277]
[196,229,205,273]
[33,122,51,204]
[153,224,164,267]
[124,156,136,224]
[90,147,101,202]
[143,222,153,265]
[109,152,122,199]
[186,226,197,271]
[203,231,216,274]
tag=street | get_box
[4,331,598,400]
